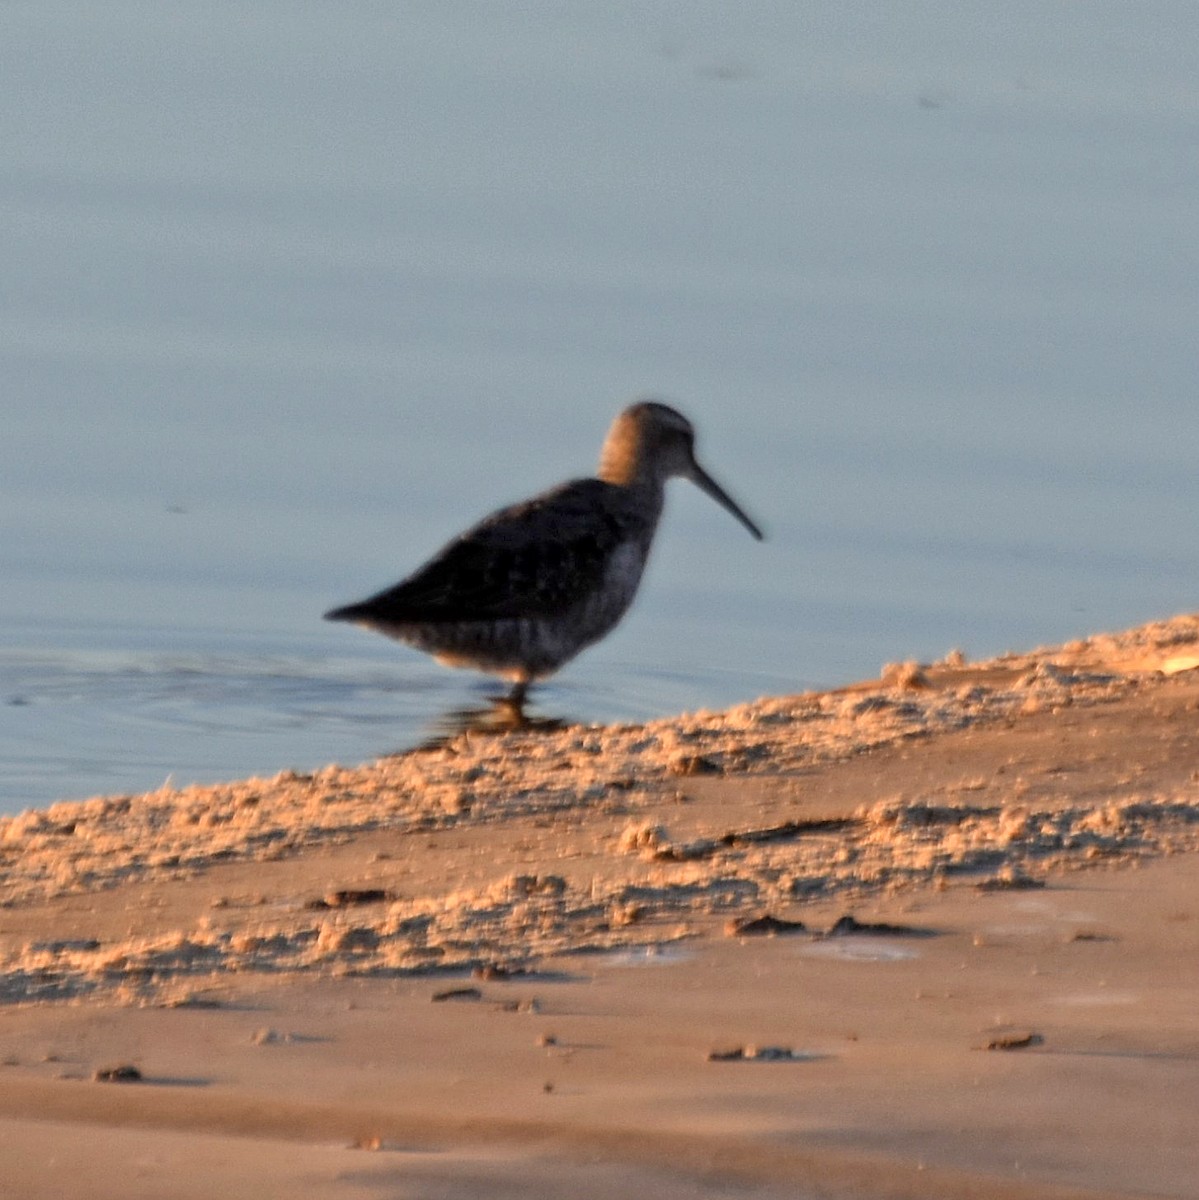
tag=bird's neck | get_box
[598,421,663,490]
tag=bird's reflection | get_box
[421,688,570,748]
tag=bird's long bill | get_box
[688,462,764,540]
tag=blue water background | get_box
[3,3,1198,810]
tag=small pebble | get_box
[707,1046,745,1062]
[307,888,391,910]
[726,914,807,937]
[974,873,1045,892]
[94,1064,142,1083]
[669,754,722,777]
[473,964,510,980]
[824,915,923,938]
[431,986,482,1003]
[978,1030,1042,1051]
[881,660,930,689]
[707,1044,808,1062]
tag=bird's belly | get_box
[391,543,647,679]
[421,619,571,679]
[399,606,623,678]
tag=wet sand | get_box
[2,614,1198,1198]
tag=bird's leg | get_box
[482,678,532,730]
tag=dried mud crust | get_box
[3,614,1199,1004]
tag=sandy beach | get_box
[2,614,1199,1198]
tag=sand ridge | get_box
[2,615,1199,1007]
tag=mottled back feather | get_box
[327,478,657,626]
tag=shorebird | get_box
[325,401,763,704]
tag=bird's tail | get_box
[324,603,368,623]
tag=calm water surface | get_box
[4,4,1198,812]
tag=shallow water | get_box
[4,4,1198,811]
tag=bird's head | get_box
[599,400,763,540]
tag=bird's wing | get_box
[337,479,645,624]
